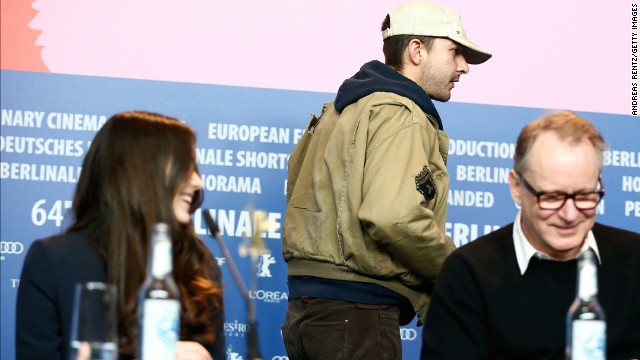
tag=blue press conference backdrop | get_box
[1,70,639,360]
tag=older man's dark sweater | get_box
[421,223,640,360]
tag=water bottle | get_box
[137,223,180,360]
[566,249,606,360]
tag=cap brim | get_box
[462,47,492,65]
[445,32,491,64]
[454,36,491,64]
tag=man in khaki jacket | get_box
[281,1,491,359]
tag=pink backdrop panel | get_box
[4,0,632,114]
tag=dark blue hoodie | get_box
[334,60,443,130]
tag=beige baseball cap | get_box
[382,1,492,64]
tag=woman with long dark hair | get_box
[16,111,225,359]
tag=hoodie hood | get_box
[334,60,443,130]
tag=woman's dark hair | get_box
[68,111,222,357]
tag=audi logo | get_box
[271,357,289,360]
[0,242,24,255]
[400,328,418,341]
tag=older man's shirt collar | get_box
[512,211,601,275]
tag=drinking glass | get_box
[69,282,118,360]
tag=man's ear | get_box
[509,170,523,207]
[406,38,424,66]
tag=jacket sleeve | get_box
[420,251,489,360]
[16,240,64,360]
[358,103,455,284]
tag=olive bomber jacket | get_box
[283,91,456,325]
